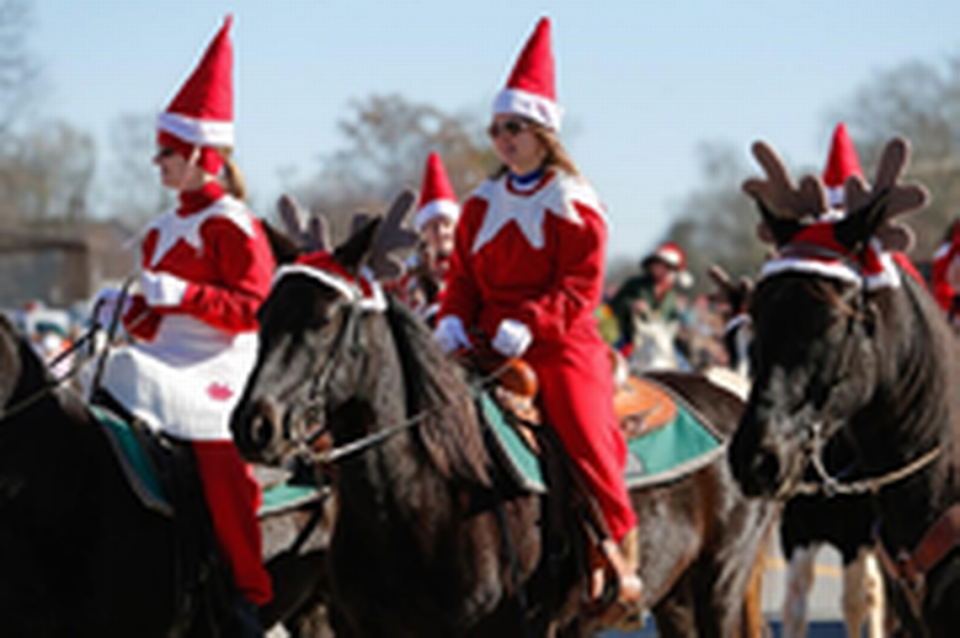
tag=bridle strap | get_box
[793,420,941,496]
[296,303,362,450]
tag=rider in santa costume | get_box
[395,151,460,324]
[92,15,274,615]
[931,220,960,326]
[822,122,927,286]
[433,17,641,620]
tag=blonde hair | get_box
[218,148,247,201]
[492,119,580,179]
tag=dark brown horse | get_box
[709,265,886,638]
[728,137,959,637]
[230,219,777,637]
[0,311,334,637]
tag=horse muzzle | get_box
[231,396,294,465]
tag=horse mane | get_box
[383,297,493,488]
[889,264,960,494]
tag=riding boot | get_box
[233,595,266,638]
[616,527,644,629]
[588,528,644,629]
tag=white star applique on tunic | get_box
[470,175,602,254]
[146,199,255,269]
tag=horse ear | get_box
[753,198,803,247]
[837,137,930,251]
[260,218,301,265]
[334,217,382,275]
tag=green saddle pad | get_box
[480,379,725,495]
[259,483,322,517]
[479,392,546,493]
[92,404,172,516]
[93,405,321,518]
[623,381,725,489]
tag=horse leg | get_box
[841,547,886,638]
[782,544,819,638]
[651,572,699,638]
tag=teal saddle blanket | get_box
[92,405,321,518]
[480,375,725,494]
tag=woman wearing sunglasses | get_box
[90,16,274,633]
[433,17,642,624]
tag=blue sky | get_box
[32,1,960,262]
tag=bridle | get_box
[758,259,941,499]
[281,295,512,466]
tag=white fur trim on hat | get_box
[415,199,460,232]
[493,88,563,132]
[158,111,234,147]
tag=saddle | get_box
[88,390,254,632]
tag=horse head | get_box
[728,137,932,499]
[231,218,387,466]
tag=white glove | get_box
[433,315,472,354]
[92,287,130,327]
[491,319,532,358]
[140,270,189,307]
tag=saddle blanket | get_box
[93,405,322,518]
[480,374,725,494]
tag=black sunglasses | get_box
[487,119,531,139]
[155,147,177,159]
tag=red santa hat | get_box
[822,123,864,209]
[492,17,563,132]
[157,15,234,175]
[415,153,460,232]
[644,242,694,288]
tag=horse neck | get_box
[857,277,960,545]
[333,310,491,530]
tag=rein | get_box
[793,420,941,497]
[0,322,104,423]
[313,360,515,466]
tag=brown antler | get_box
[843,137,928,252]
[277,194,331,252]
[743,142,828,222]
[365,188,420,280]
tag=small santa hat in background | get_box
[157,15,234,175]
[415,152,460,232]
[492,17,563,132]
[822,123,864,209]
[644,242,694,288]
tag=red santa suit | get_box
[438,169,637,542]
[93,16,273,607]
[98,181,275,605]
[932,225,960,322]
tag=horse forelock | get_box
[383,298,493,488]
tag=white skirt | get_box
[90,315,258,441]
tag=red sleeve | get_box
[514,202,607,342]
[437,197,484,327]
[122,294,162,342]
[173,218,276,332]
[931,251,956,313]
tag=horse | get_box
[230,218,778,637]
[0,311,335,637]
[709,265,886,637]
[728,137,959,637]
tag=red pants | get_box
[192,441,273,606]
[530,337,637,543]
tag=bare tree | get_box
[0,0,41,135]
[840,55,960,258]
[295,93,497,243]
[0,120,95,229]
